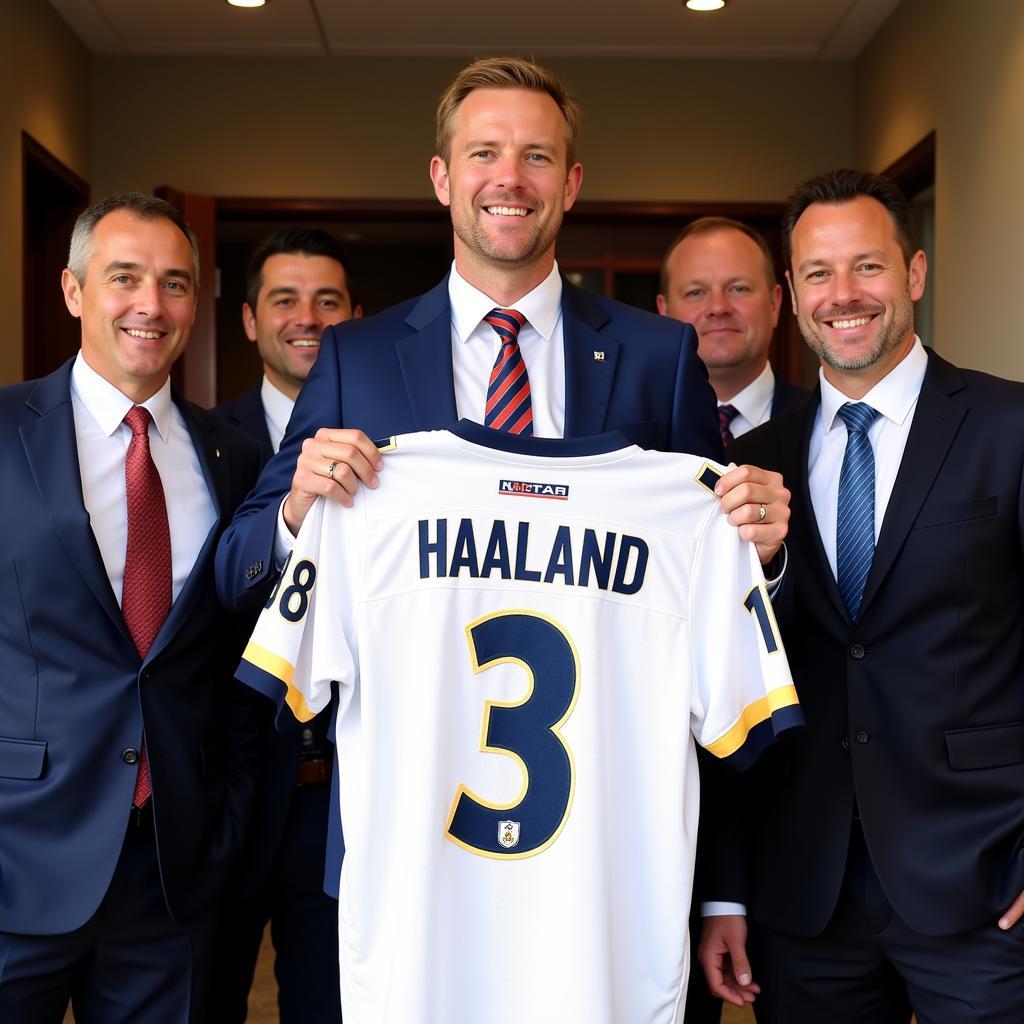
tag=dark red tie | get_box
[122,406,171,808]
[483,308,533,436]
[718,403,740,447]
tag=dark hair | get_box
[67,193,199,286]
[435,56,581,166]
[782,168,917,271]
[244,229,355,310]
[660,216,777,295]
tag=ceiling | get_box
[49,0,902,60]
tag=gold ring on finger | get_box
[758,503,767,522]
[327,460,338,481]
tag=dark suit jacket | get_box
[767,372,809,418]
[0,360,264,935]
[212,383,332,897]
[721,350,1024,938]
[215,384,274,465]
[216,274,723,611]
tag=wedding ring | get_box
[327,461,338,481]
[758,503,767,522]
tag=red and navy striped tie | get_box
[483,308,533,436]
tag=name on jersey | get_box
[498,479,569,500]
[418,518,648,595]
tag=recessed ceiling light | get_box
[685,0,726,10]
[227,0,267,8]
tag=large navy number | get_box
[446,611,579,859]
[744,583,781,653]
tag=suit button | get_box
[841,736,850,750]
[855,730,870,744]
[850,643,865,659]
[122,747,140,764]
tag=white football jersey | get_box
[238,421,800,1024]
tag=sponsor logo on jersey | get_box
[498,479,569,500]
[498,820,521,849]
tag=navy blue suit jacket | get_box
[722,351,1024,937]
[216,275,723,611]
[215,384,274,465]
[0,360,264,935]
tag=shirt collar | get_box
[260,375,295,438]
[819,336,928,433]
[71,351,174,442]
[448,261,563,344]
[721,362,775,425]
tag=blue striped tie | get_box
[836,402,881,618]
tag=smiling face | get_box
[61,209,197,402]
[787,195,926,396]
[243,252,359,401]
[429,87,583,297]
[657,227,782,400]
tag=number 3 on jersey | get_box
[446,611,580,859]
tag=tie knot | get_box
[124,406,153,437]
[718,403,739,428]
[484,308,527,344]
[837,402,879,435]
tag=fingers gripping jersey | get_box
[238,421,800,1024]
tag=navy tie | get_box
[836,402,881,618]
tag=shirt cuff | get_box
[274,497,296,567]
[763,542,787,593]
[701,901,747,917]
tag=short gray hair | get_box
[67,193,199,287]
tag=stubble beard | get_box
[453,199,556,270]
[801,291,914,373]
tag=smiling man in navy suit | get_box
[216,57,790,616]
[0,194,263,1024]
[701,169,1024,1023]
[211,229,360,1024]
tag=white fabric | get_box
[260,374,295,455]
[719,362,776,439]
[243,427,798,1024]
[70,353,216,605]
[809,338,928,577]
[449,261,566,438]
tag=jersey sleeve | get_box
[236,495,365,728]
[688,470,802,770]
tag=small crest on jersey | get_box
[499,479,569,500]
[695,461,723,495]
[374,435,398,453]
[498,820,520,849]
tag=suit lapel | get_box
[858,353,967,617]
[560,280,620,437]
[21,362,131,643]
[147,395,224,661]
[395,277,459,430]
[787,391,852,627]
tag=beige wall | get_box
[857,0,1024,379]
[91,55,854,203]
[0,0,91,384]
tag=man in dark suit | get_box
[659,215,809,1023]
[210,229,359,1024]
[216,57,791,620]
[658,216,808,448]
[701,169,1024,1022]
[0,194,263,1023]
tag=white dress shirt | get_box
[71,352,217,606]
[720,362,776,439]
[448,261,566,438]
[260,375,295,455]
[704,337,929,919]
